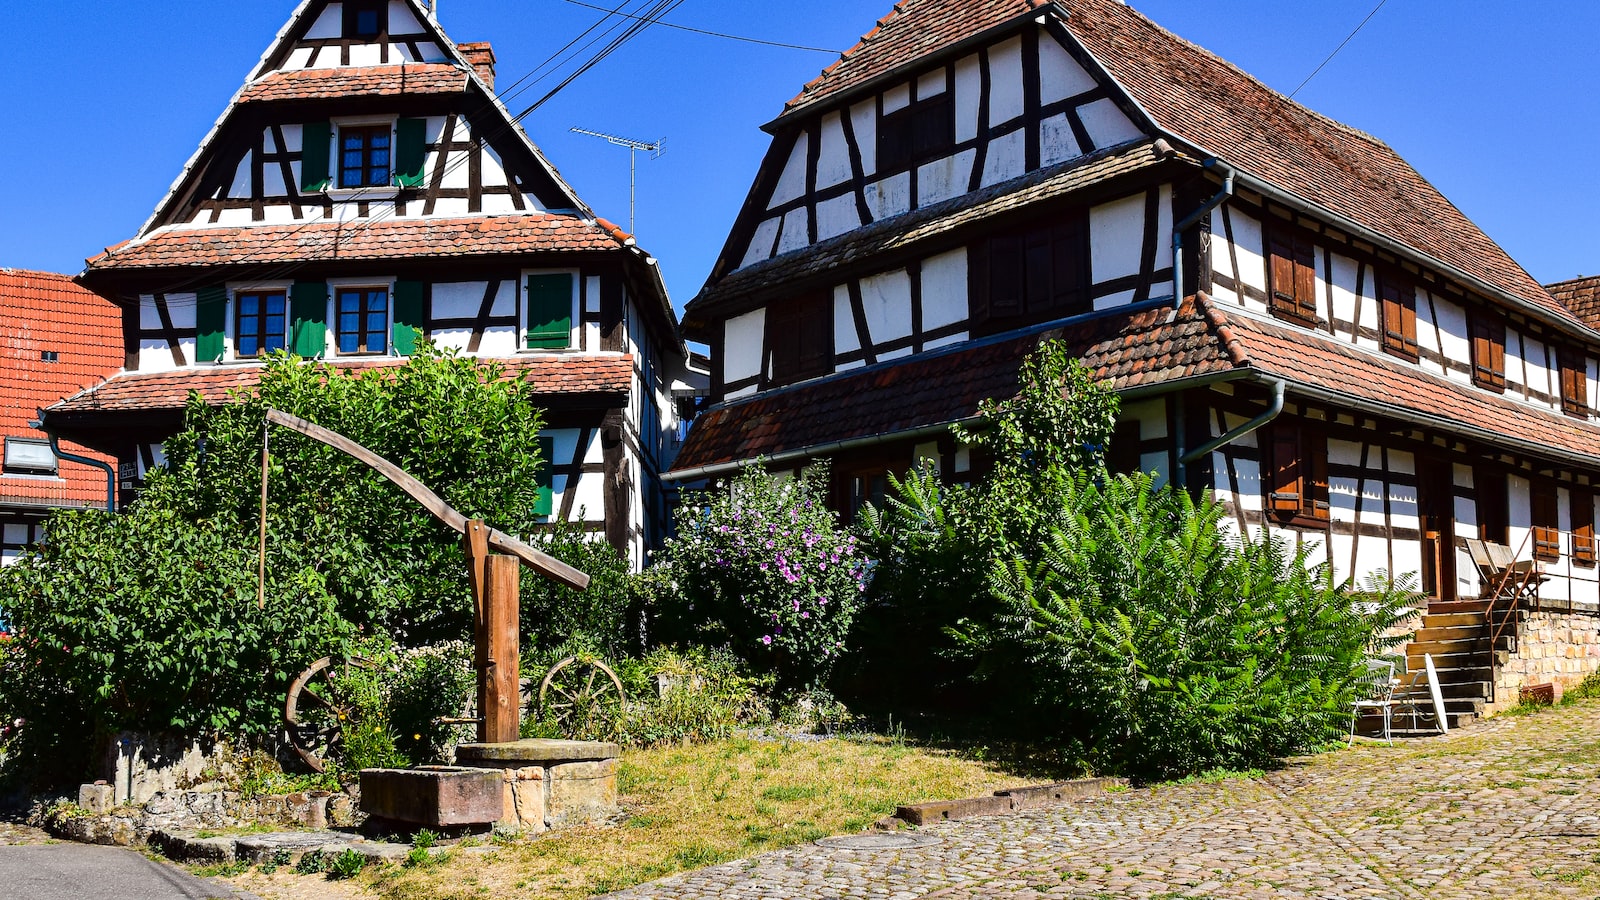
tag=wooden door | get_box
[1418,461,1456,600]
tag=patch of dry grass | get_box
[284,735,1045,900]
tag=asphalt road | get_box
[0,845,257,900]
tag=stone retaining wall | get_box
[45,786,360,848]
[1491,610,1600,712]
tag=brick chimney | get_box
[459,42,496,90]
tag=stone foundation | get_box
[1490,610,1600,713]
[453,739,620,832]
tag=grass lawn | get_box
[223,733,1059,900]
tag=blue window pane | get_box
[356,9,379,35]
[339,292,360,312]
[266,294,286,314]
[340,312,359,333]
[366,312,386,333]
[240,295,258,315]
[339,333,358,354]
[239,335,258,357]
[369,331,387,353]
[368,290,387,311]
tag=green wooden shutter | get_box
[301,122,331,192]
[393,279,425,356]
[394,118,427,188]
[195,286,227,363]
[534,435,555,517]
[290,281,327,357]
[526,274,573,349]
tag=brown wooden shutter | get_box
[989,234,1024,318]
[1531,480,1561,562]
[1023,229,1052,316]
[968,238,991,325]
[1574,488,1597,567]
[766,301,800,385]
[1051,215,1089,316]
[1560,348,1588,418]
[1269,425,1303,516]
[1476,467,1509,544]
[1293,238,1317,320]
[796,292,832,377]
[1470,315,1507,391]
[1268,234,1297,317]
[1305,425,1330,519]
[1380,275,1419,360]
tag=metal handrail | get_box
[1485,530,1538,659]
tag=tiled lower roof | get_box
[83,214,627,272]
[48,354,633,415]
[238,64,468,104]
[671,295,1600,474]
[671,300,1229,472]
[1548,276,1600,332]
[0,269,121,508]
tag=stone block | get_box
[500,766,546,833]
[994,777,1128,810]
[359,767,503,828]
[456,739,621,767]
[79,782,115,813]
[896,795,1014,825]
[548,759,618,828]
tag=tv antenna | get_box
[570,127,665,234]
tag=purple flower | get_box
[801,611,810,619]
[761,635,772,645]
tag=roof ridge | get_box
[1191,292,1250,369]
[1546,274,1600,289]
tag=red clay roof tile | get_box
[49,354,633,415]
[238,64,468,104]
[1549,275,1600,331]
[0,269,121,509]
[83,214,629,272]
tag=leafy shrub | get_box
[658,466,868,693]
[0,347,552,786]
[523,519,642,660]
[325,848,368,880]
[990,469,1415,779]
[385,641,475,765]
[615,647,772,746]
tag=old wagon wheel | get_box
[538,656,625,741]
[284,656,372,773]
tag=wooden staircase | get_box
[1393,597,1527,733]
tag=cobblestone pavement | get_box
[605,702,1600,899]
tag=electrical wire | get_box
[558,0,842,54]
[1288,0,1389,100]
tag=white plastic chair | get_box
[1348,658,1399,746]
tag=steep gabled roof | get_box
[767,0,1570,333]
[1548,275,1600,332]
[671,295,1600,476]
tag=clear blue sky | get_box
[3,1,1596,313]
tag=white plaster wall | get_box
[832,285,860,359]
[1078,98,1141,149]
[815,112,852,189]
[979,130,1027,188]
[1039,113,1082,167]
[723,309,765,385]
[860,269,914,347]
[543,427,605,523]
[137,295,198,372]
[920,248,968,332]
[768,134,809,210]
[776,208,811,256]
[1089,193,1145,288]
[1039,32,1099,103]
[1229,210,1268,314]
[953,54,982,144]
[850,99,877,176]
[987,37,1025,124]
[815,193,862,242]
[866,172,911,221]
[741,218,781,269]
[920,149,976,205]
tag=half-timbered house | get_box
[670,0,1600,719]
[0,270,122,565]
[40,0,697,568]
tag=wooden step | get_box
[1426,599,1493,615]
[1408,638,1493,656]
[1415,624,1489,642]
[1408,649,1508,670]
[1421,612,1487,628]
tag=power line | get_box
[558,0,843,54]
[1288,0,1389,100]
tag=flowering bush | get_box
[658,466,868,693]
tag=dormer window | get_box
[340,126,392,189]
[343,0,387,39]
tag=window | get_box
[339,125,391,189]
[765,291,832,386]
[336,287,388,354]
[1560,348,1589,418]
[3,438,56,476]
[1531,480,1560,562]
[235,290,287,358]
[970,211,1089,334]
[2,520,45,566]
[878,91,953,173]
[1379,273,1419,361]
[1265,421,1328,524]
[1470,313,1507,392]
[39,351,58,362]
[343,0,386,38]
[1266,230,1317,323]
[1573,488,1597,567]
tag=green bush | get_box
[523,519,641,659]
[386,641,475,765]
[616,648,772,746]
[657,465,868,693]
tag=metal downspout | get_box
[1172,159,1235,309]
[1178,378,1287,478]
[32,414,115,511]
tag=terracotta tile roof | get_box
[0,269,121,509]
[685,141,1167,335]
[774,0,1569,330]
[83,214,628,273]
[48,354,633,415]
[673,294,1600,474]
[238,64,468,104]
[1215,300,1600,464]
[672,300,1229,472]
[1548,275,1600,331]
